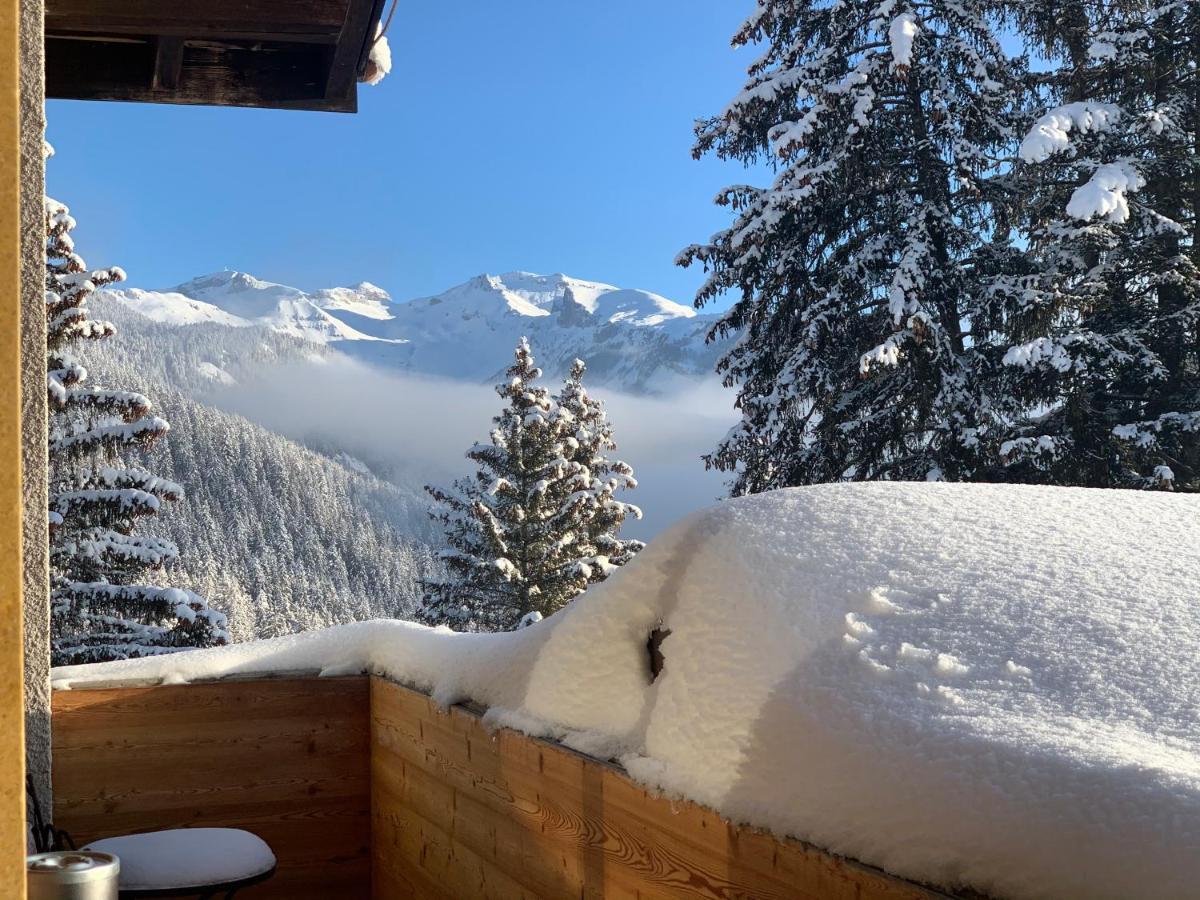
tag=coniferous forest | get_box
[45,193,227,663]
[681,0,1197,494]
[80,303,437,642]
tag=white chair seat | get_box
[84,828,275,891]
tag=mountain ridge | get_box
[107,269,725,394]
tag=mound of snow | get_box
[52,483,1200,900]
[195,361,236,386]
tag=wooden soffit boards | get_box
[44,0,386,112]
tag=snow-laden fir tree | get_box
[679,0,1026,492]
[997,1,1199,489]
[420,340,641,631]
[46,187,227,665]
[552,359,644,581]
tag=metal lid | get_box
[27,851,120,884]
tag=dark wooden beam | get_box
[47,37,355,113]
[323,0,384,103]
[42,0,384,113]
[45,0,348,43]
[151,37,184,91]
[47,35,155,100]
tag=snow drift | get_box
[53,483,1200,900]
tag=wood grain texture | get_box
[43,0,387,112]
[370,677,953,900]
[45,0,348,41]
[45,38,352,113]
[324,0,384,104]
[52,677,372,899]
[51,674,961,900]
[151,37,185,91]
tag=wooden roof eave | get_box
[45,0,388,113]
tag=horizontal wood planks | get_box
[45,0,349,41]
[45,38,349,112]
[52,674,957,899]
[370,677,949,900]
[52,677,371,899]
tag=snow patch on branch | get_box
[1019,102,1122,163]
[860,334,904,373]
[1066,160,1144,223]
[1003,335,1085,372]
[888,13,919,69]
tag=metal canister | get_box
[27,851,120,900]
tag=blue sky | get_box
[47,1,762,308]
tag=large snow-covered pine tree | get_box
[679,0,1025,492]
[420,341,641,631]
[46,190,227,664]
[997,1,1199,490]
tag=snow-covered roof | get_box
[53,483,1200,900]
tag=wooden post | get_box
[151,36,185,91]
[0,0,28,893]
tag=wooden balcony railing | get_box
[51,674,957,900]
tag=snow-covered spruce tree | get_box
[420,341,640,631]
[552,359,644,582]
[678,0,1025,491]
[46,192,227,665]
[997,1,1199,490]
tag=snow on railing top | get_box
[53,482,1200,900]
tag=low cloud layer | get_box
[212,353,737,540]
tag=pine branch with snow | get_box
[684,0,1196,493]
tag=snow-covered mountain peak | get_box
[105,268,726,394]
[147,271,394,344]
[170,271,304,316]
[115,288,252,328]
[175,270,283,297]
[422,271,698,327]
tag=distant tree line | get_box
[80,315,438,643]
